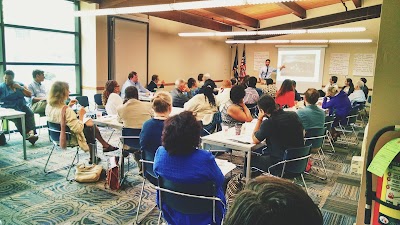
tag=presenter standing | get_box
[259,59,285,84]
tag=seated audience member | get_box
[147,74,165,92]
[153,111,226,225]
[0,70,38,144]
[241,75,250,87]
[197,73,204,87]
[117,86,152,129]
[184,79,218,126]
[121,71,149,99]
[296,88,325,130]
[348,80,367,105]
[322,75,339,95]
[102,80,122,116]
[361,77,369,99]
[28,69,47,115]
[343,78,355,96]
[243,76,260,105]
[275,79,295,108]
[322,86,351,139]
[261,78,277,98]
[230,78,237,86]
[171,79,192,108]
[216,80,232,110]
[292,80,302,101]
[221,85,253,127]
[252,95,304,172]
[140,91,172,161]
[187,77,199,97]
[224,176,323,225]
[203,73,211,81]
[46,81,117,156]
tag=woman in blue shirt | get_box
[140,91,172,169]
[153,111,226,225]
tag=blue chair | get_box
[267,145,312,194]
[45,122,80,181]
[202,111,222,136]
[75,96,90,108]
[93,94,105,110]
[119,128,141,184]
[156,176,226,225]
[245,103,258,118]
[305,128,328,180]
[135,149,158,224]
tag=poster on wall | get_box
[329,53,350,75]
[254,52,269,71]
[353,53,376,76]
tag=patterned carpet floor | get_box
[0,126,363,225]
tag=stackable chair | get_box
[324,115,335,153]
[336,108,360,146]
[75,96,90,109]
[93,93,105,110]
[45,122,80,181]
[119,128,141,183]
[156,176,226,225]
[245,103,258,118]
[202,112,222,136]
[304,128,328,180]
[266,145,312,194]
[135,150,158,225]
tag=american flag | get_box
[240,44,246,78]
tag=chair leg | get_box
[135,179,146,224]
[301,173,309,194]
[318,149,328,180]
[351,125,359,145]
[44,145,56,173]
[327,131,335,153]
[66,148,80,181]
[157,211,162,225]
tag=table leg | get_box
[21,115,27,160]
[245,150,251,182]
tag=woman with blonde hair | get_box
[46,81,118,161]
[140,91,172,157]
[102,80,122,115]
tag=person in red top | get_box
[275,79,295,108]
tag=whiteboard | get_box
[254,52,269,71]
[353,53,375,76]
[329,53,350,75]
[277,47,326,92]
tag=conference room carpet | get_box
[0,127,363,225]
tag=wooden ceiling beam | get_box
[276,2,306,19]
[234,4,381,40]
[352,0,362,8]
[202,8,259,28]
[147,11,232,32]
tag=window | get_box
[0,0,81,94]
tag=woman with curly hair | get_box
[275,79,295,108]
[153,111,226,225]
[102,80,122,115]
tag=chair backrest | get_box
[93,94,103,106]
[121,127,141,150]
[76,96,90,108]
[47,121,72,144]
[157,176,220,215]
[304,127,326,149]
[282,145,312,174]
[324,115,334,130]
[352,101,366,110]
[346,108,359,125]
[245,103,258,117]
[202,111,222,136]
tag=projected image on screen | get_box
[280,54,316,78]
[277,48,325,92]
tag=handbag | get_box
[105,156,120,190]
[0,131,6,146]
[75,163,103,183]
[225,173,246,209]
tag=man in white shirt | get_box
[27,69,47,115]
[259,59,285,84]
[323,76,339,94]
[348,80,366,105]
[216,80,232,110]
[121,71,150,99]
